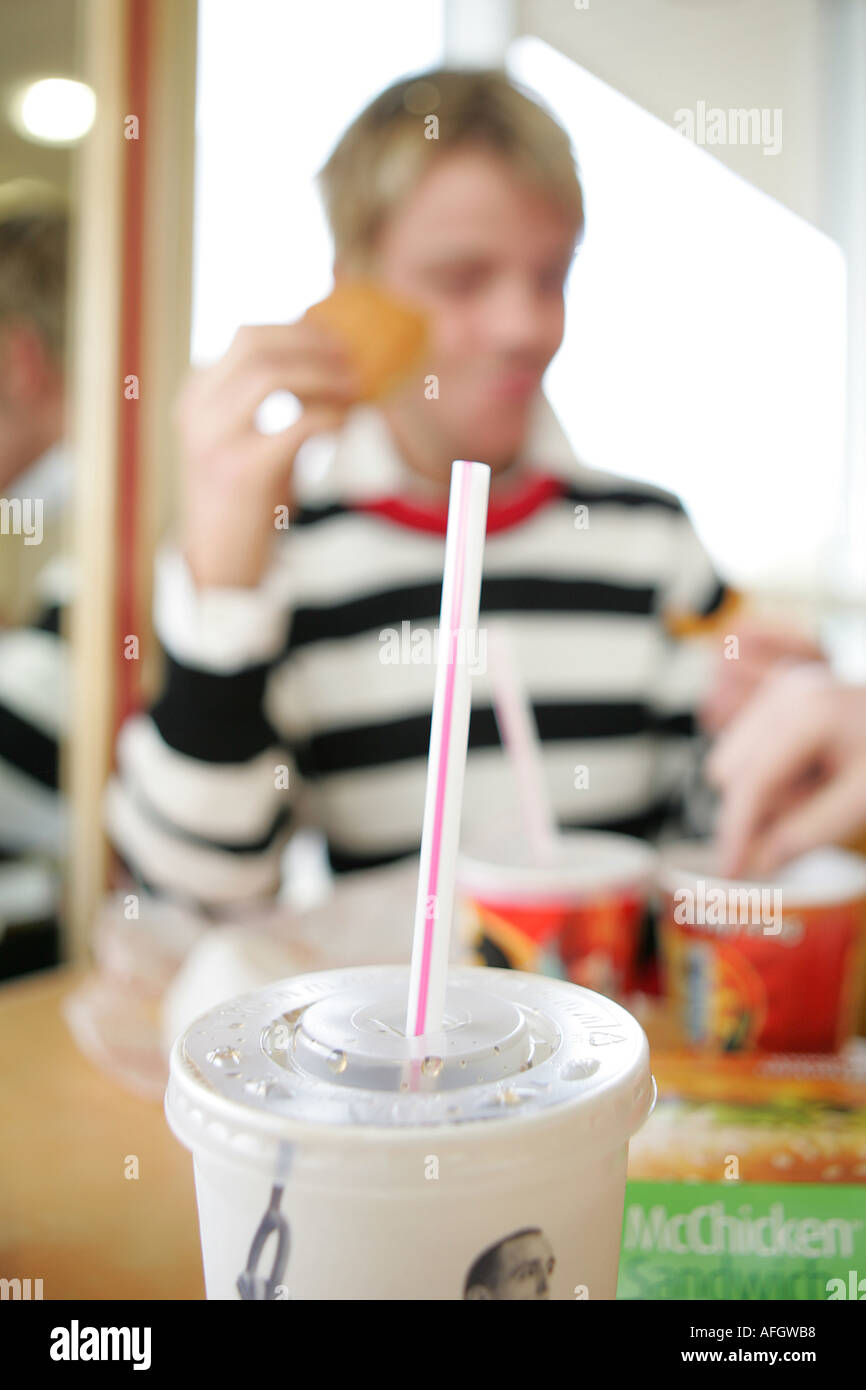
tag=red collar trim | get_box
[353,472,566,536]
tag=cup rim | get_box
[164,965,655,1164]
[457,830,656,903]
[656,840,866,907]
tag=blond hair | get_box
[318,68,584,270]
[0,179,68,361]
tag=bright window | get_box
[507,36,848,596]
[192,0,445,360]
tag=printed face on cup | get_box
[463,1227,556,1300]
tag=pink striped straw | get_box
[405,460,491,1040]
[486,623,559,865]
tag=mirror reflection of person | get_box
[464,1227,555,1300]
[0,181,70,978]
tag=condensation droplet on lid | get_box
[459,1059,467,1068]
[244,1077,276,1098]
[561,1058,600,1081]
[327,1049,347,1074]
[207,1047,241,1068]
[493,1045,501,1055]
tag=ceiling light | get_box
[10,78,96,146]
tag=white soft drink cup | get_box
[165,964,655,1300]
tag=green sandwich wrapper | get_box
[618,1042,866,1300]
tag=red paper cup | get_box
[658,842,866,1052]
[456,831,656,1001]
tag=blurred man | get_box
[104,69,816,962]
[0,180,70,977]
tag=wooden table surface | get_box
[0,964,204,1300]
[0,963,682,1302]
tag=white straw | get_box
[486,623,559,865]
[405,459,491,1039]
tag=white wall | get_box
[517,0,866,617]
[444,0,518,64]
[519,0,824,226]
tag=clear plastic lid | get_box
[166,965,654,1164]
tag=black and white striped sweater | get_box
[105,397,727,913]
